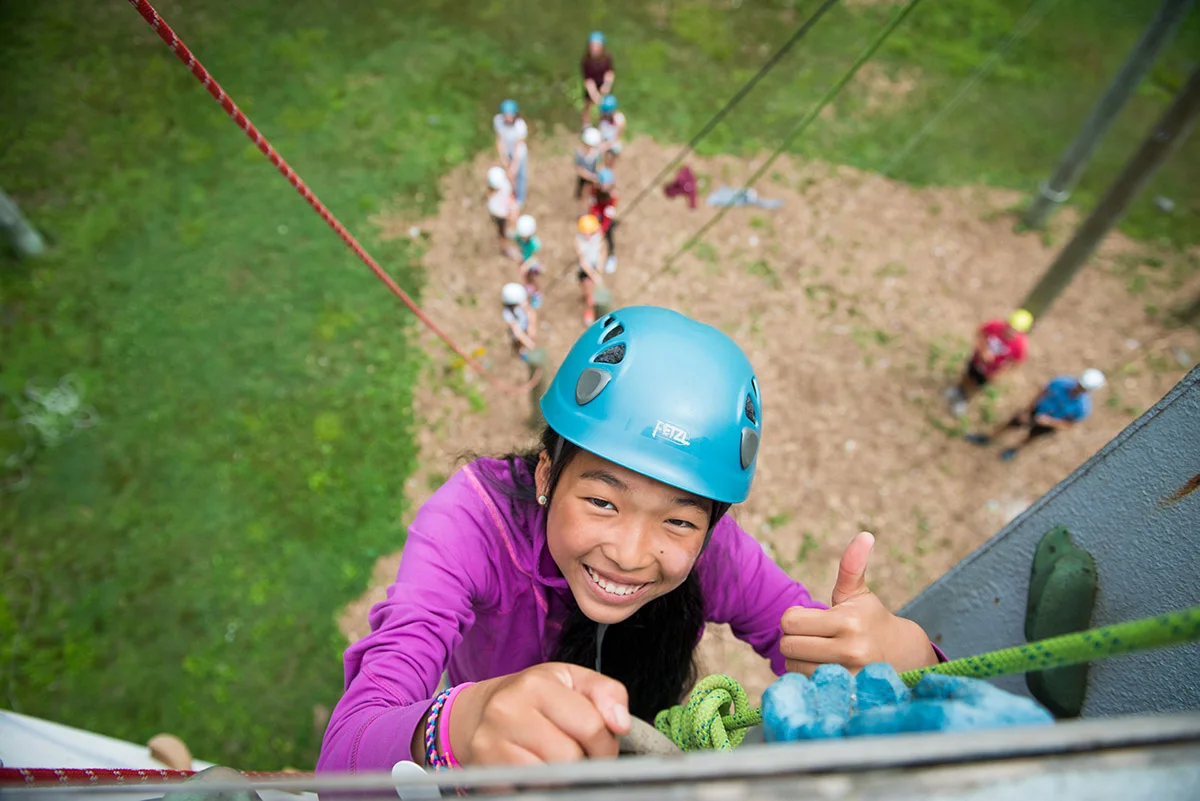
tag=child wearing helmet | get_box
[485,166,518,257]
[512,215,544,309]
[946,309,1033,417]
[965,369,1105,460]
[581,31,615,129]
[494,99,530,208]
[500,282,537,359]
[598,95,627,167]
[589,168,619,274]
[318,307,941,772]
[575,128,605,212]
[575,214,608,326]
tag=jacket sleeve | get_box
[698,515,828,676]
[316,468,501,773]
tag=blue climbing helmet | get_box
[540,306,763,504]
[589,31,606,45]
[600,95,618,114]
[499,99,518,116]
[597,167,615,187]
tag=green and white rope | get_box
[654,605,1200,751]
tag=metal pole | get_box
[1020,67,1200,320]
[0,186,47,259]
[1022,0,1195,229]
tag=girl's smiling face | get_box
[537,449,712,625]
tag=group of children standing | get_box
[486,31,627,362]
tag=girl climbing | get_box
[598,95,626,168]
[580,31,615,130]
[318,306,941,771]
[575,214,607,326]
[575,128,604,213]
[589,168,619,274]
[500,282,537,360]
[513,214,543,309]
[485,166,518,258]
[494,99,529,208]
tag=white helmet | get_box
[487,166,509,190]
[515,214,536,238]
[501,282,528,306]
[582,127,602,148]
[1079,368,1106,391]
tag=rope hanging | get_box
[124,0,540,396]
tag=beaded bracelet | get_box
[423,687,454,769]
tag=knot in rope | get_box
[653,674,762,751]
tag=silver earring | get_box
[537,494,548,506]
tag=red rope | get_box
[125,0,542,396]
[0,767,308,787]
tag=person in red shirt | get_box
[946,309,1033,417]
[589,168,619,274]
[580,31,615,130]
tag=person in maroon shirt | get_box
[945,309,1033,417]
[581,31,615,130]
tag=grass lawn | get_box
[2,0,1197,771]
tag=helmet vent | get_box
[751,377,760,400]
[602,315,616,327]
[740,428,760,470]
[601,324,625,344]
[744,394,756,425]
[575,367,612,406]
[593,344,626,364]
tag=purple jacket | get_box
[317,458,823,773]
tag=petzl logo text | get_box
[652,420,691,446]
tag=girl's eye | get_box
[586,498,615,511]
[667,518,698,530]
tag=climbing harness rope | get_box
[770,0,1062,286]
[654,604,1200,751]
[618,0,841,221]
[124,0,540,396]
[633,0,926,297]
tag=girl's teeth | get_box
[586,565,643,596]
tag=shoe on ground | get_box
[604,255,618,274]
[964,433,991,446]
[952,400,968,418]
[583,308,596,326]
[1000,447,1018,462]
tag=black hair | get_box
[488,426,730,721]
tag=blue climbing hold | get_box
[763,664,1052,743]
[761,673,817,743]
[855,662,911,711]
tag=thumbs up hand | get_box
[780,532,938,676]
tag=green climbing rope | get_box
[654,605,1200,751]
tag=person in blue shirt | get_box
[965,369,1106,461]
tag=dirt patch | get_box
[343,131,1200,707]
[854,63,920,112]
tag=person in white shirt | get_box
[598,96,627,168]
[494,99,529,208]
[485,166,518,258]
[500,282,537,360]
[574,128,604,213]
[574,214,608,327]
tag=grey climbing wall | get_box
[902,365,1200,716]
